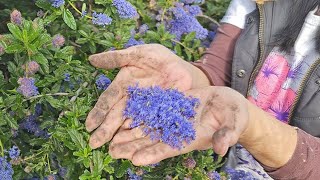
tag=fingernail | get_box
[89,136,99,149]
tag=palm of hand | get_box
[109,87,249,166]
[86,44,200,149]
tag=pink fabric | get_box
[248,51,295,123]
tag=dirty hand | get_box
[108,86,249,166]
[86,44,210,149]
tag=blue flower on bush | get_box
[127,168,142,180]
[0,156,14,180]
[123,85,199,149]
[64,73,70,82]
[10,10,22,25]
[0,45,4,55]
[138,24,149,34]
[17,77,39,98]
[95,74,111,90]
[8,146,20,159]
[207,171,220,180]
[44,174,57,180]
[52,34,65,48]
[35,104,43,117]
[180,0,204,4]
[58,167,67,177]
[182,157,196,169]
[20,114,48,138]
[48,0,65,8]
[184,5,202,16]
[168,7,208,40]
[92,12,112,27]
[112,0,138,19]
[124,37,144,48]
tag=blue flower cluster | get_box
[95,74,111,90]
[20,114,48,138]
[124,37,144,48]
[92,12,112,27]
[182,157,196,169]
[167,6,208,40]
[10,10,22,25]
[180,0,204,4]
[0,45,4,55]
[138,24,149,34]
[127,168,142,180]
[64,73,70,82]
[48,0,65,8]
[207,171,220,180]
[184,5,202,16]
[8,146,20,159]
[52,34,65,48]
[112,0,138,19]
[25,61,40,76]
[123,85,199,149]
[0,157,13,180]
[17,77,39,98]
[225,168,257,180]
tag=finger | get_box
[109,137,158,160]
[112,127,146,144]
[212,127,232,156]
[132,143,191,166]
[85,82,124,132]
[89,45,143,69]
[89,97,127,149]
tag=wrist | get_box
[239,101,298,168]
[188,62,211,88]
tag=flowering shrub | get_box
[0,0,254,179]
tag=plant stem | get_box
[68,2,92,19]
[24,151,44,161]
[0,140,4,157]
[197,15,221,26]
[171,39,195,54]
[26,93,70,101]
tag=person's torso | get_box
[231,0,320,136]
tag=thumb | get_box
[89,45,142,69]
[212,127,233,156]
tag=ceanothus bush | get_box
[0,0,248,179]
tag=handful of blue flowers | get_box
[123,85,200,149]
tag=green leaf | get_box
[184,32,196,43]
[35,0,52,10]
[92,151,104,176]
[63,9,77,30]
[33,53,49,66]
[146,31,160,41]
[78,30,89,37]
[115,160,131,178]
[4,114,18,129]
[5,44,25,54]
[7,23,23,41]
[45,96,62,108]
[103,155,114,174]
[67,129,87,150]
[7,61,17,74]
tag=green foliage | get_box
[0,0,230,179]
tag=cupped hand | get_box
[108,86,249,166]
[86,44,210,149]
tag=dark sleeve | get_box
[262,129,320,179]
[191,23,242,86]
